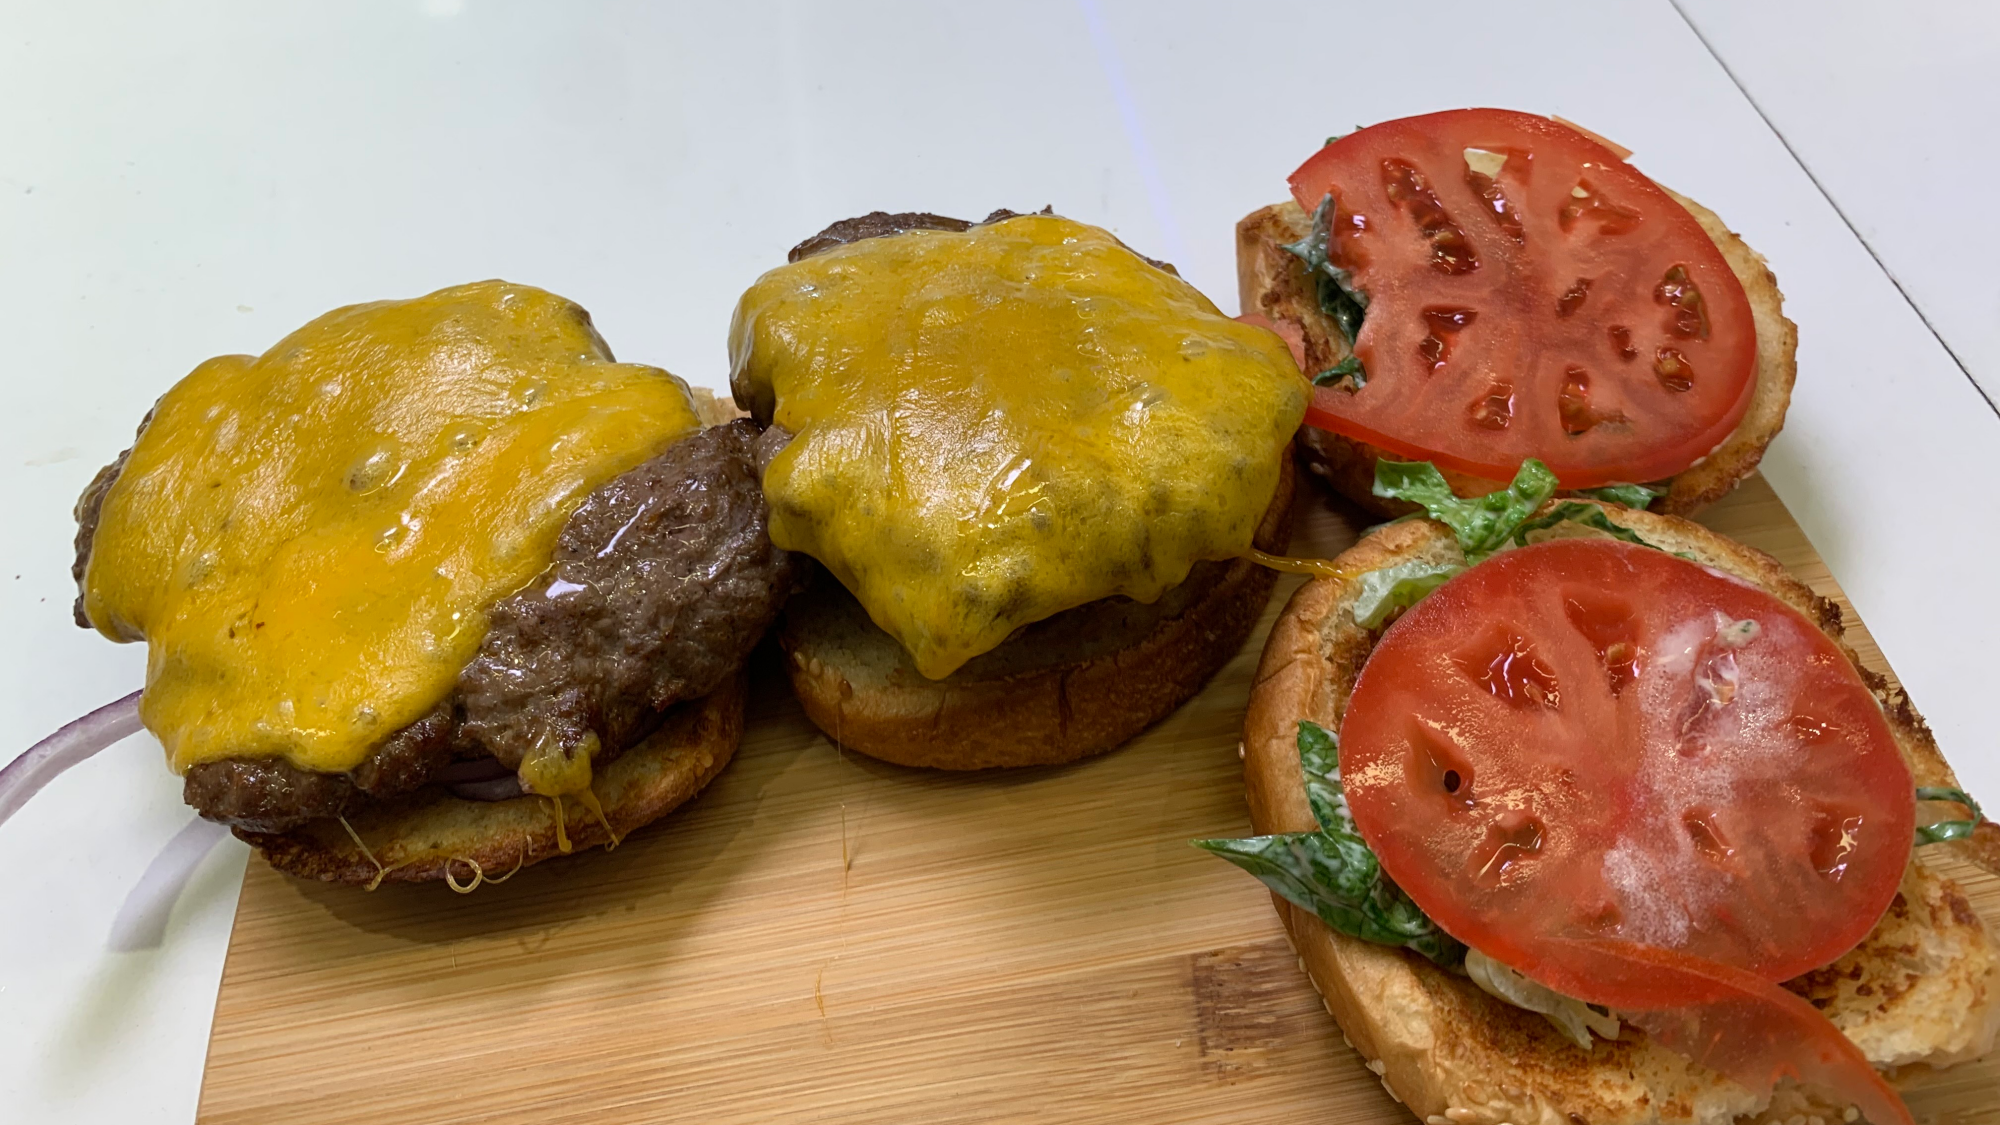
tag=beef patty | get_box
[785,207,1178,275]
[76,419,795,832]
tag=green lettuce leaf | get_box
[1195,721,1463,967]
[1509,501,1653,549]
[1574,483,1663,510]
[1351,558,1463,629]
[1373,459,1558,560]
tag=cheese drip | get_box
[83,280,702,775]
[730,215,1309,679]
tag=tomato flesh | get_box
[1340,540,1912,990]
[1287,109,1757,488]
[1548,940,1911,1125]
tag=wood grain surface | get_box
[196,476,1999,1124]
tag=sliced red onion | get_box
[106,815,230,952]
[447,776,524,802]
[0,690,145,828]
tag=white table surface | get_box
[1678,0,2000,406]
[3,3,1994,1122]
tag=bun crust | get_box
[779,457,1296,769]
[240,673,745,886]
[1241,506,1995,1125]
[1235,188,1798,519]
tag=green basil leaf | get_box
[1313,355,1366,390]
[1194,721,1464,968]
[1194,833,1462,965]
[1281,194,1335,274]
[1373,459,1558,560]
[1351,559,1463,629]
[1510,501,1653,549]
[1317,273,1367,345]
[1295,719,1344,832]
[1574,483,1662,510]
[1283,194,1368,347]
[1916,786,1985,846]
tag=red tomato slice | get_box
[1236,312,1308,371]
[1288,109,1757,488]
[1545,940,1912,1125]
[1339,540,1912,993]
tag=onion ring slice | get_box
[0,690,144,829]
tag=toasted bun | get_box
[1236,187,1797,519]
[779,456,1295,769]
[1241,508,1997,1124]
[240,672,746,886]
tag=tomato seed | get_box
[1382,158,1480,275]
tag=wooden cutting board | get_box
[196,476,2000,1124]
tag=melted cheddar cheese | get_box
[729,215,1309,679]
[83,280,701,775]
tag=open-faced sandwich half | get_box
[730,209,1309,769]
[3,280,794,889]
[1202,462,1995,1125]
[1238,109,1796,517]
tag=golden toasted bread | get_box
[240,673,745,887]
[1236,189,1797,519]
[1241,507,1995,1125]
[779,456,1295,769]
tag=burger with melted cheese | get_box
[729,210,1310,769]
[60,281,793,887]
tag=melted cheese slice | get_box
[730,215,1309,679]
[83,281,701,775]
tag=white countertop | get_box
[4,3,1995,1121]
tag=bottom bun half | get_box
[780,455,1296,770]
[240,671,745,886]
[1242,508,1995,1125]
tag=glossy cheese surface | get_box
[730,215,1308,679]
[84,281,701,774]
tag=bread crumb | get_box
[1381,1076,1402,1104]
[1843,1111,1859,1123]
[1365,1058,1386,1075]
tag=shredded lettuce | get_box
[1464,948,1620,1049]
[1575,482,1663,510]
[1373,459,1558,561]
[1509,501,1653,549]
[1195,721,1464,967]
[1372,459,1669,562]
[1351,559,1462,629]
